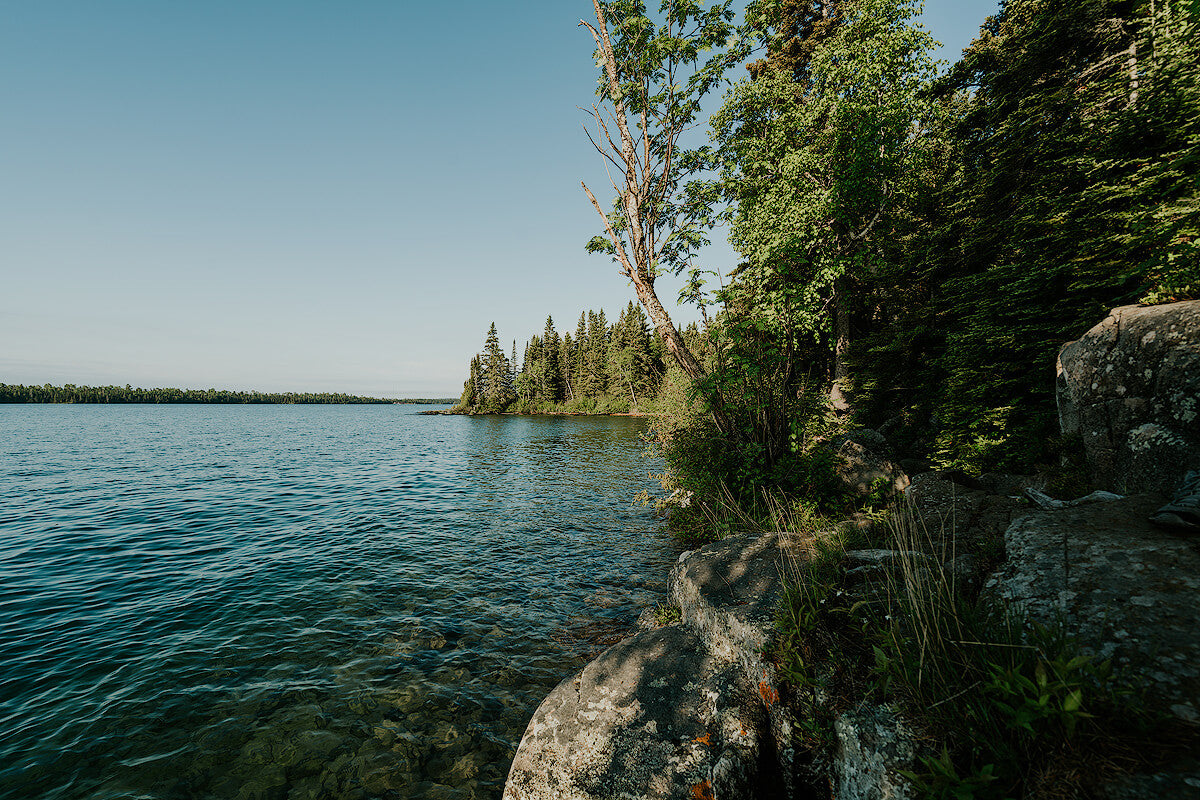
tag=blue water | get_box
[0,405,676,799]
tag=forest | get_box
[456,0,1197,494]
[452,302,684,414]
[464,0,1197,795]
[561,0,1194,498]
[453,0,1199,494]
[0,383,451,404]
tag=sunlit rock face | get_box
[1057,300,1200,494]
[503,531,923,800]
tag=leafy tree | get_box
[713,0,937,406]
[652,0,937,496]
[581,0,737,423]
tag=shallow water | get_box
[0,405,677,799]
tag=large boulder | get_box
[502,625,766,800]
[505,532,925,800]
[1057,301,1200,493]
[504,534,792,800]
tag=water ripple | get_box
[0,405,675,799]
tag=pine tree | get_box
[540,316,563,403]
[627,301,658,397]
[459,355,483,409]
[560,333,576,402]
[574,312,589,399]
[584,309,610,397]
[481,323,513,410]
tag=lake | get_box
[0,405,678,800]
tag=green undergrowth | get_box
[762,496,1181,799]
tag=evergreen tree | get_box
[459,355,483,408]
[585,309,610,397]
[481,323,514,410]
[560,332,577,401]
[901,0,1198,470]
[540,316,564,403]
[626,301,659,397]
[574,312,589,398]
[515,338,538,402]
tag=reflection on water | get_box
[0,405,676,799]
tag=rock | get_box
[1099,767,1200,800]
[506,531,924,800]
[1057,301,1200,493]
[1022,487,1124,510]
[832,431,910,497]
[984,495,1200,724]
[903,472,1025,551]
[842,550,929,587]
[670,533,785,669]
[833,706,916,800]
[502,625,764,800]
[937,469,986,491]
[670,533,798,794]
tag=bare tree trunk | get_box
[580,0,733,436]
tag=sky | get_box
[1,0,999,398]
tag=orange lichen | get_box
[692,733,713,746]
[758,680,779,706]
[689,778,715,800]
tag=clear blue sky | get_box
[1,1,998,398]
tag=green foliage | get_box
[452,308,666,416]
[852,0,1200,472]
[652,603,682,625]
[869,504,1150,799]
[584,0,738,279]
[902,748,997,800]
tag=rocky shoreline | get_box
[503,484,1200,799]
[500,302,1200,799]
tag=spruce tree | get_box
[481,323,513,410]
[574,312,589,398]
[540,316,563,403]
[560,333,576,402]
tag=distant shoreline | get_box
[0,383,454,405]
[422,408,653,417]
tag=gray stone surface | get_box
[1057,301,1200,494]
[833,706,915,800]
[985,495,1200,724]
[831,431,911,497]
[503,625,764,800]
[670,533,797,794]
[1099,766,1200,800]
[670,532,784,670]
[506,531,925,800]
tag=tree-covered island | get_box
[448,302,683,414]
[499,0,1198,797]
